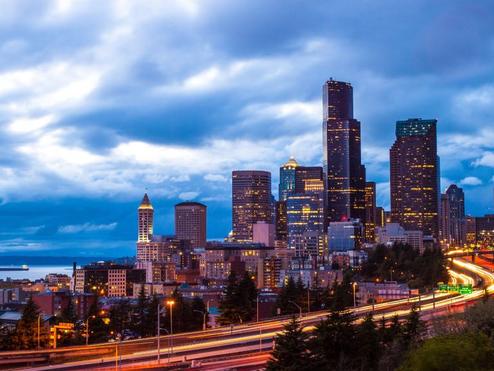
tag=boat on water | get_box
[0,265,29,271]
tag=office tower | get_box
[138,193,153,243]
[322,79,366,225]
[390,118,440,238]
[365,182,377,242]
[295,166,324,194]
[275,200,288,244]
[465,216,477,247]
[175,201,207,248]
[253,221,275,247]
[279,157,299,201]
[286,189,325,258]
[232,170,272,242]
[439,184,465,248]
[279,157,324,200]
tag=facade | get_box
[199,242,274,282]
[232,170,272,242]
[275,200,288,244]
[175,201,207,248]
[279,157,299,201]
[390,118,440,239]
[286,190,325,258]
[295,166,324,194]
[357,281,412,305]
[476,215,494,249]
[253,221,276,247]
[322,79,366,226]
[364,182,377,242]
[138,193,154,243]
[328,220,363,252]
[439,184,465,248]
[376,223,424,251]
[465,216,477,247]
[74,263,145,297]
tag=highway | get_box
[1,251,493,370]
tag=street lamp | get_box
[167,300,175,358]
[85,315,96,346]
[193,309,207,331]
[288,300,302,319]
[37,314,41,350]
[352,282,357,308]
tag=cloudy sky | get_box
[0,0,493,257]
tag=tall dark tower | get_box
[390,118,440,239]
[322,79,366,225]
[175,201,207,248]
[232,170,272,242]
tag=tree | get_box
[464,298,494,339]
[60,296,77,324]
[218,272,241,325]
[309,310,357,370]
[238,272,257,322]
[133,285,148,336]
[143,294,160,337]
[109,299,132,337]
[12,296,47,350]
[356,314,380,371]
[87,299,108,343]
[266,317,312,371]
[275,276,305,316]
[58,296,80,346]
[399,332,494,371]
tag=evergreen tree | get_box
[87,299,108,343]
[266,317,312,371]
[12,296,47,350]
[60,296,77,323]
[109,299,132,336]
[143,294,160,337]
[238,272,257,322]
[133,285,148,336]
[218,272,241,325]
[275,276,304,315]
[356,314,380,371]
[309,310,357,370]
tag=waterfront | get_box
[0,266,72,281]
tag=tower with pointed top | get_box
[138,193,154,243]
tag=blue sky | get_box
[0,0,493,257]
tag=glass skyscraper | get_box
[390,118,440,239]
[322,79,366,226]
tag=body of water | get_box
[0,266,73,281]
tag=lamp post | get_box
[167,300,175,359]
[85,315,95,346]
[37,314,41,350]
[352,282,357,308]
[157,302,161,364]
[288,300,302,319]
[193,309,207,331]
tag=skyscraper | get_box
[286,188,325,258]
[138,193,153,243]
[175,201,207,248]
[279,157,299,201]
[442,184,465,247]
[232,170,272,242]
[322,79,366,225]
[364,181,377,242]
[390,118,440,238]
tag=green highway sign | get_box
[438,283,473,294]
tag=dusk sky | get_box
[1,1,493,257]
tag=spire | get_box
[139,193,153,210]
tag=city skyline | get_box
[1,1,494,257]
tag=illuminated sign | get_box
[438,283,473,294]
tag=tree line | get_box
[0,288,207,350]
[268,298,494,371]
